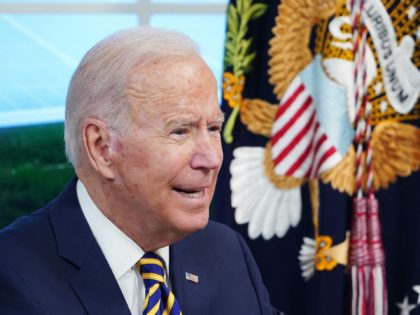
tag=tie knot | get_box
[138,252,166,284]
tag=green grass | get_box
[0,123,75,228]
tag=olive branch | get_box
[223,0,268,143]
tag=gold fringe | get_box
[263,142,305,189]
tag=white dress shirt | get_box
[76,180,170,315]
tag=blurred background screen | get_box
[0,0,227,227]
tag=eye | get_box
[171,128,188,136]
[208,124,222,133]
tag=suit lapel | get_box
[69,244,131,315]
[49,178,131,315]
[170,240,210,315]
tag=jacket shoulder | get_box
[0,206,52,252]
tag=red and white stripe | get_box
[271,76,342,179]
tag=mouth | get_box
[172,187,206,199]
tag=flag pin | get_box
[185,272,199,283]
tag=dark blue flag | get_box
[212,0,420,314]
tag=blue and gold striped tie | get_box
[138,252,182,315]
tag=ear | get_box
[82,118,116,179]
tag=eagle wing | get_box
[268,0,338,99]
[372,121,420,190]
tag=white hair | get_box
[64,26,200,166]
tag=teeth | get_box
[187,191,202,198]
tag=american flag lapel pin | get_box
[185,272,199,284]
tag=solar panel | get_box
[0,11,226,128]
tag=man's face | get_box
[111,55,224,242]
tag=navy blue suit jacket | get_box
[0,179,273,314]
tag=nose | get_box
[190,133,223,170]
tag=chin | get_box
[175,211,209,236]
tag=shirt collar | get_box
[76,180,170,279]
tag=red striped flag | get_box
[271,76,342,179]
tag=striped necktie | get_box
[138,252,182,315]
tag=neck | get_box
[78,171,183,252]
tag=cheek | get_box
[162,146,192,167]
[121,142,150,168]
[115,146,153,189]
[139,150,182,185]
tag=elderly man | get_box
[0,27,273,314]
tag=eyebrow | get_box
[164,113,225,129]
[215,112,226,124]
[165,119,198,129]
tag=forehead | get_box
[128,54,214,92]
[126,55,221,120]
